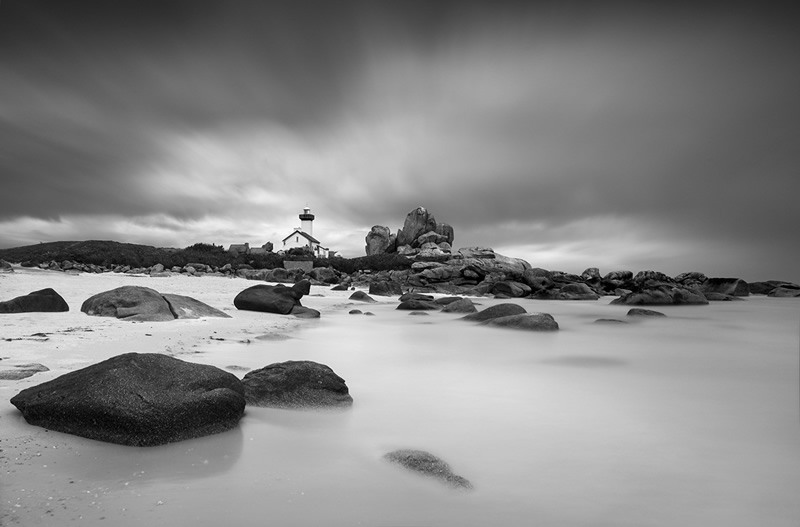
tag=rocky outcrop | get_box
[0,259,13,273]
[0,288,69,313]
[10,353,245,446]
[383,449,472,490]
[481,313,559,331]
[233,282,309,315]
[82,286,228,321]
[364,207,455,256]
[241,360,353,409]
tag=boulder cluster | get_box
[365,206,455,259]
[11,354,352,447]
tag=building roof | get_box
[281,228,320,245]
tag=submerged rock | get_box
[0,288,69,313]
[626,308,667,317]
[10,353,245,446]
[242,360,353,409]
[383,449,473,490]
[768,286,800,298]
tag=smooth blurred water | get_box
[10,295,800,526]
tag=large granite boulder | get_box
[610,285,708,305]
[700,277,749,297]
[233,283,306,314]
[481,313,559,331]
[435,223,455,245]
[365,225,394,255]
[82,286,228,321]
[0,288,69,313]
[383,449,472,490]
[10,353,245,446]
[462,303,527,322]
[0,259,13,273]
[242,360,353,409]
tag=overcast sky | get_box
[1,1,798,282]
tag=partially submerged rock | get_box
[349,291,376,303]
[396,299,439,310]
[481,313,559,331]
[462,303,526,322]
[383,449,473,490]
[10,353,245,446]
[441,298,477,313]
[0,288,69,313]
[242,360,353,409]
[701,277,749,297]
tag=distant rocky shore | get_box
[1,206,798,301]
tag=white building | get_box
[281,207,331,258]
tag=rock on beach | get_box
[10,353,246,446]
[242,360,353,409]
[0,288,69,313]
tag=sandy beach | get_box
[1,267,799,526]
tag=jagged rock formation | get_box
[364,206,454,258]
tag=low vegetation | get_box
[0,240,412,273]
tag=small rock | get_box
[383,449,472,490]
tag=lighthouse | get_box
[299,206,315,236]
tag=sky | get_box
[1,1,798,283]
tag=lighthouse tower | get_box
[299,206,315,236]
